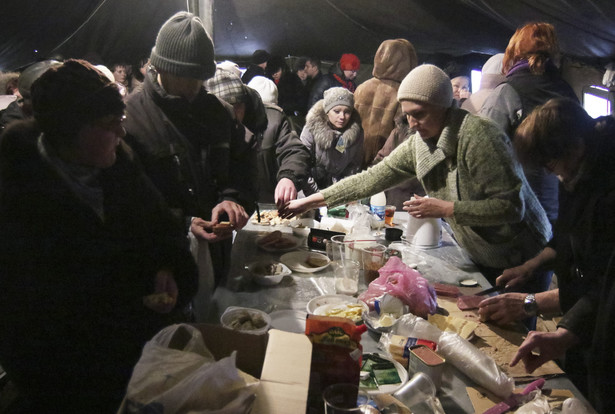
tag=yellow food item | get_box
[427,313,478,339]
[322,303,365,323]
[389,334,410,357]
[143,292,175,307]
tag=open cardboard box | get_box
[193,324,312,414]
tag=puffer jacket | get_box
[300,100,363,193]
[355,39,418,168]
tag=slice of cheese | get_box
[427,313,478,340]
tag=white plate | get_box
[269,310,306,333]
[361,353,409,395]
[256,234,301,252]
[280,251,330,273]
[306,294,358,314]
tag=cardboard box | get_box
[194,324,312,414]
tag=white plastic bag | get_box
[514,390,550,413]
[122,324,259,414]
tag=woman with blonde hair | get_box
[480,22,578,271]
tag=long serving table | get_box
[205,210,589,413]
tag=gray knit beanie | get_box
[323,87,354,113]
[150,12,216,80]
[397,64,453,108]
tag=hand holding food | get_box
[143,269,178,314]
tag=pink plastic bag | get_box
[359,256,437,318]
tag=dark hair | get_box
[31,59,125,148]
[294,57,308,73]
[306,57,321,69]
[265,56,288,78]
[514,97,593,166]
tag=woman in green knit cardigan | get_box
[281,64,551,291]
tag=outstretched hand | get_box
[274,178,298,209]
[278,193,326,219]
[510,328,578,373]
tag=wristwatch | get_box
[523,294,539,317]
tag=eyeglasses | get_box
[93,114,126,131]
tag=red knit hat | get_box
[339,53,360,71]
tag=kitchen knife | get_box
[482,378,546,414]
[474,285,507,296]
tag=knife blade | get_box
[474,285,506,296]
[482,378,545,414]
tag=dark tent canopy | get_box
[2,0,615,72]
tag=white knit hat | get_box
[248,76,278,104]
[397,64,453,108]
[323,87,354,113]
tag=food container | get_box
[220,306,271,335]
[290,218,319,237]
[407,345,446,389]
[246,260,292,285]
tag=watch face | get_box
[524,294,538,316]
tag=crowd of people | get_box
[0,11,613,414]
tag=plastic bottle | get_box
[370,191,386,228]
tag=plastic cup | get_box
[323,383,370,413]
[392,372,437,409]
[384,205,396,226]
[360,244,387,285]
[334,260,360,295]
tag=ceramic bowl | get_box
[220,306,271,334]
[246,260,292,285]
[290,218,318,237]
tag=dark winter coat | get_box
[123,70,258,222]
[546,118,615,413]
[0,120,198,412]
[308,65,357,110]
[256,103,310,203]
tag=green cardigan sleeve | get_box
[321,137,417,207]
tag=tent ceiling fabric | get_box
[2,0,615,71]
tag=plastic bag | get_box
[514,390,550,413]
[359,256,437,318]
[346,203,372,235]
[122,324,259,414]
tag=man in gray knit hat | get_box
[281,64,552,297]
[124,11,259,319]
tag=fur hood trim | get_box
[305,100,362,150]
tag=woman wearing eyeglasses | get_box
[0,59,197,412]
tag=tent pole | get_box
[197,0,214,40]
